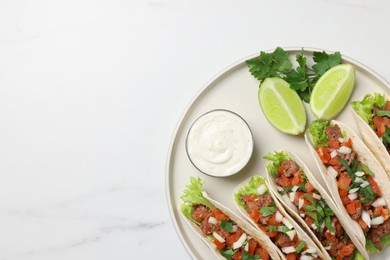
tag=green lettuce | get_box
[263,151,290,178]
[352,250,365,260]
[351,93,386,128]
[234,176,268,209]
[365,232,390,254]
[180,177,214,223]
[308,119,330,147]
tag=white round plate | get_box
[166,47,390,259]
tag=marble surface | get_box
[1,0,390,259]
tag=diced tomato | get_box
[328,138,340,149]
[328,157,341,167]
[278,176,291,188]
[213,239,225,250]
[340,189,351,205]
[248,239,257,255]
[374,206,384,216]
[225,229,243,247]
[278,165,285,175]
[268,215,277,225]
[294,191,305,204]
[316,147,331,163]
[383,208,389,220]
[305,182,315,193]
[337,174,352,190]
[339,243,355,258]
[325,230,335,240]
[374,116,386,137]
[358,218,368,230]
[291,236,301,247]
[305,216,315,227]
[340,138,352,148]
[244,194,257,202]
[286,253,297,260]
[368,176,382,196]
[232,250,242,260]
[210,208,229,221]
[250,208,261,223]
[346,202,356,215]
[291,171,303,185]
[255,248,270,260]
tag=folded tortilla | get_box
[233,176,325,259]
[179,177,281,260]
[264,150,369,260]
[305,120,390,253]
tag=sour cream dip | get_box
[186,109,253,177]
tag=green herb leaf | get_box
[325,216,335,233]
[312,51,342,77]
[359,185,378,203]
[361,164,375,176]
[246,47,292,82]
[376,110,390,117]
[276,225,290,233]
[242,250,260,260]
[221,249,238,260]
[220,220,233,232]
[295,241,307,253]
[259,206,276,217]
[269,225,276,232]
[338,158,355,180]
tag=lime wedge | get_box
[310,64,356,120]
[259,77,306,135]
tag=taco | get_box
[234,176,325,259]
[180,176,281,260]
[264,150,368,260]
[351,93,390,177]
[306,119,390,254]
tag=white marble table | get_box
[1,0,390,259]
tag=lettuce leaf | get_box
[180,176,214,223]
[351,93,386,128]
[263,151,290,178]
[234,176,267,209]
[366,232,390,254]
[308,119,330,148]
[352,250,365,260]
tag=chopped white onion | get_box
[330,150,338,158]
[348,192,358,201]
[286,230,296,241]
[244,242,249,252]
[208,217,217,225]
[362,210,371,228]
[361,181,370,188]
[306,248,317,254]
[232,233,247,249]
[327,166,338,178]
[313,193,322,200]
[338,146,352,154]
[372,198,386,208]
[338,137,346,143]
[349,187,360,194]
[300,213,306,217]
[312,254,318,258]
[371,216,385,226]
[355,171,364,177]
[321,222,325,230]
[311,223,317,230]
[324,245,331,250]
[298,198,304,209]
[231,225,238,233]
[289,191,296,202]
[354,177,364,183]
[257,184,267,195]
[247,236,252,240]
[213,232,225,243]
[300,256,313,260]
[292,186,299,192]
[281,246,296,254]
[282,218,293,229]
[275,211,283,222]
[277,186,283,191]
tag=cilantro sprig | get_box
[246,47,342,103]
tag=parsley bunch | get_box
[246,47,342,102]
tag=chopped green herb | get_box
[295,241,307,253]
[242,250,260,260]
[359,185,378,203]
[361,164,374,176]
[338,158,355,180]
[276,225,290,233]
[269,225,276,232]
[325,216,335,233]
[221,248,238,260]
[259,206,276,217]
[220,220,233,232]
[376,110,390,117]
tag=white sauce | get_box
[186,110,253,177]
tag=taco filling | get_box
[351,93,390,152]
[265,151,357,260]
[309,120,390,252]
[235,176,320,260]
[181,177,270,260]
